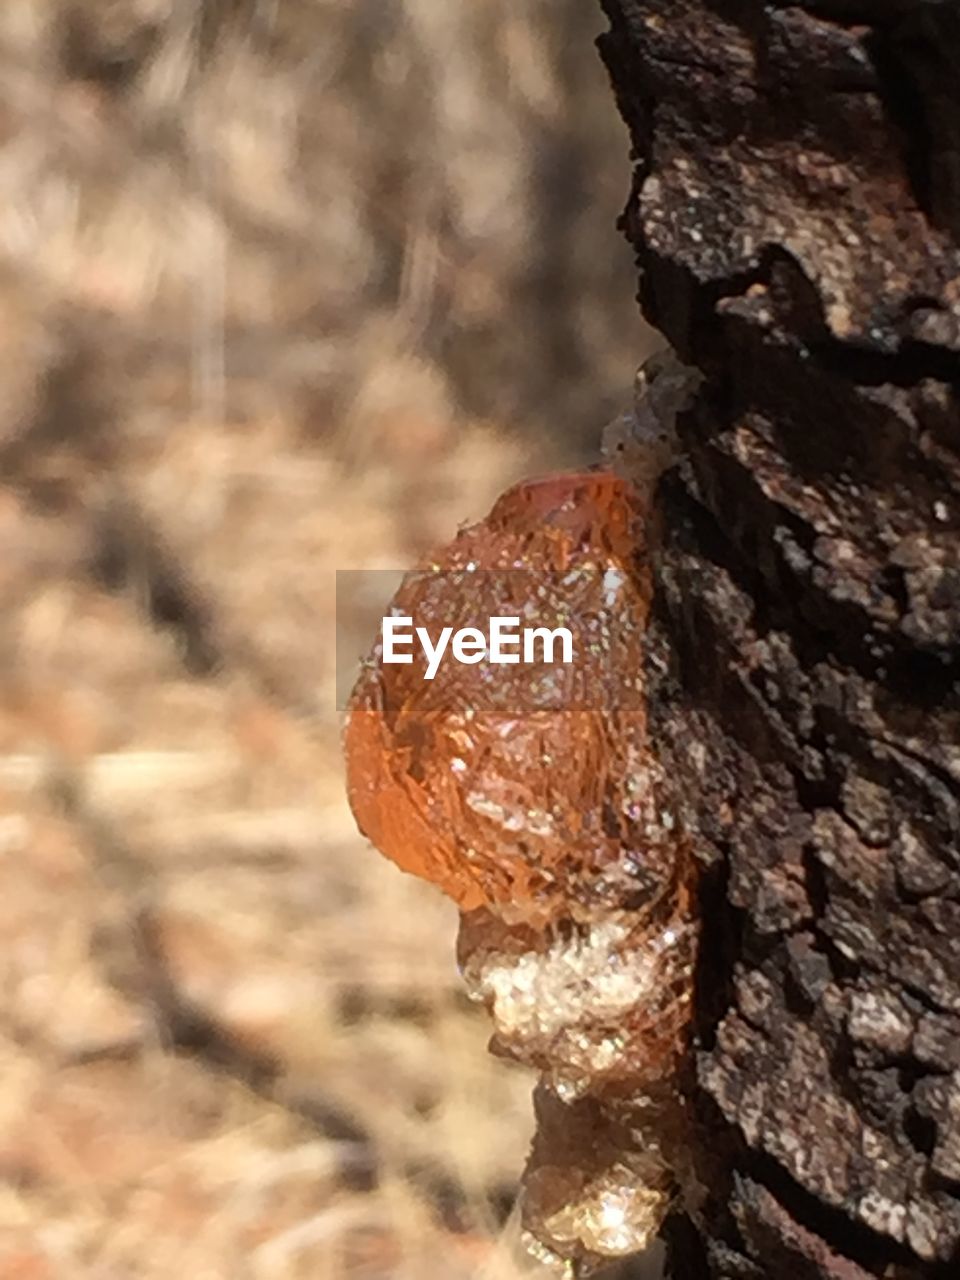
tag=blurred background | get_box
[0,2,653,1276]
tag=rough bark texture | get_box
[598,3,960,1278]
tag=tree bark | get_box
[597,3,960,1277]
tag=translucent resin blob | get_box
[345,462,698,1272]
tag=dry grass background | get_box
[0,2,653,1276]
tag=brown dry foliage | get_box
[0,2,651,1276]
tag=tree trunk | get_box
[597,3,960,1277]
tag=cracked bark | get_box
[597,3,960,1278]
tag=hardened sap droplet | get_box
[344,462,701,1272]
